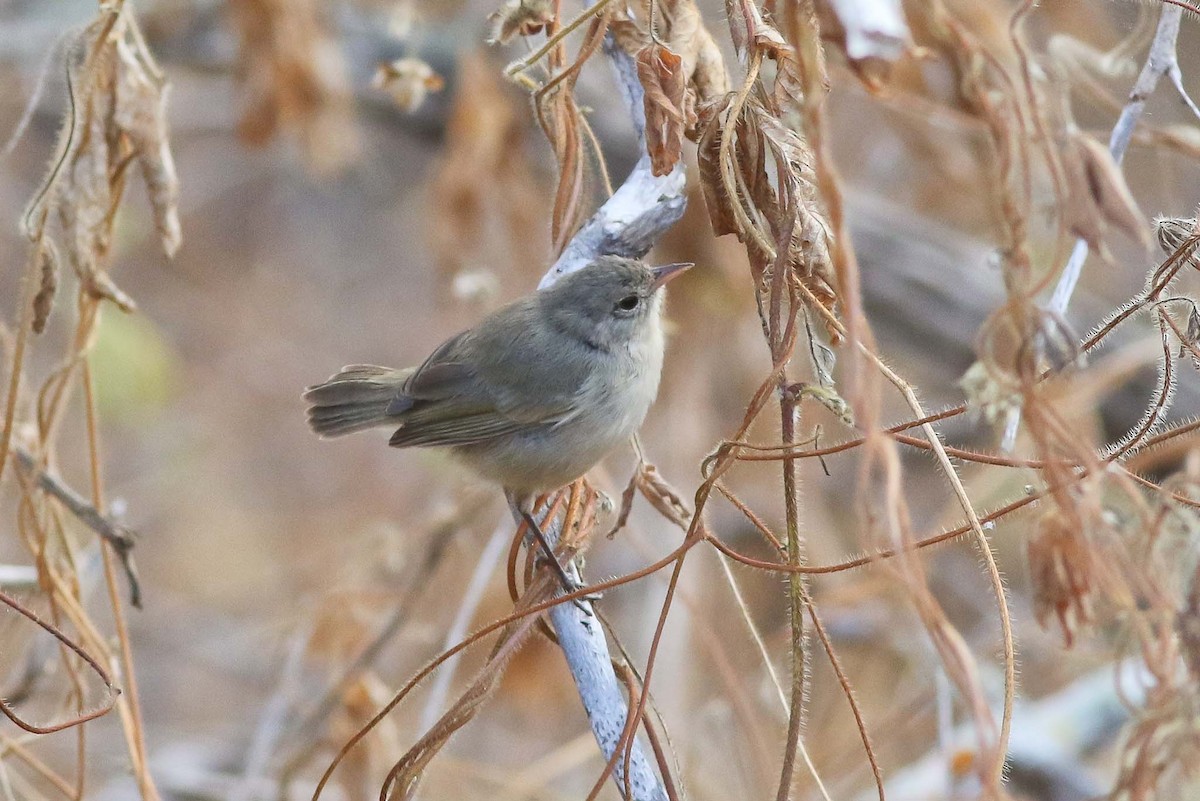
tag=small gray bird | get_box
[304,256,690,578]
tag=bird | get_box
[304,255,691,585]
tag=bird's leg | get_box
[520,508,582,592]
[516,513,600,606]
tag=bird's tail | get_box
[304,365,407,437]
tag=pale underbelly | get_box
[451,413,641,493]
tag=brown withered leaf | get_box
[754,109,837,325]
[487,0,554,44]
[696,94,838,335]
[1076,132,1150,245]
[608,0,729,139]
[373,57,445,113]
[636,44,689,176]
[691,25,730,111]
[18,6,183,335]
[723,0,804,108]
[695,97,741,238]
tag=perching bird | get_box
[304,255,691,581]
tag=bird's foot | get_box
[521,509,595,615]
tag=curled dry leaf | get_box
[636,462,692,527]
[608,0,730,138]
[1062,126,1150,255]
[113,33,181,258]
[695,99,741,239]
[723,0,806,106]
[373,58,445,113]
[697,95,839,336]
[487,0,554,44]
[636,44,689,176]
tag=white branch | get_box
[825,0,910,63]
[507,498,667,801]
[1000,5,1189,451]
[0,564,38,588]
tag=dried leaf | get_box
[1076,132,1150,245]
[373,58,445,113]
[1062,127,1150,253]
[487,0,554,44]
[86,273,137,314]
[691,25,730,109]
[636,44,689,176]
[608,0,729,137]
[114,36,181,258]
[754,107,837,324]
[31,241,58,335]
[723,0,805,106]
[696,97,741,238]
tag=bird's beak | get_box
[650,262,694,290]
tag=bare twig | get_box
[10,444,141,608]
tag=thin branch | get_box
[10,444,141,608]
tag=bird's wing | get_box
[385,324,579,448]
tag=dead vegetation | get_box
[3,0,1200,800]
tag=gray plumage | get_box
[304,256,688,495]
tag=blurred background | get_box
[1,0,1199,799]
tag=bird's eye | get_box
[616,295,640,312]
